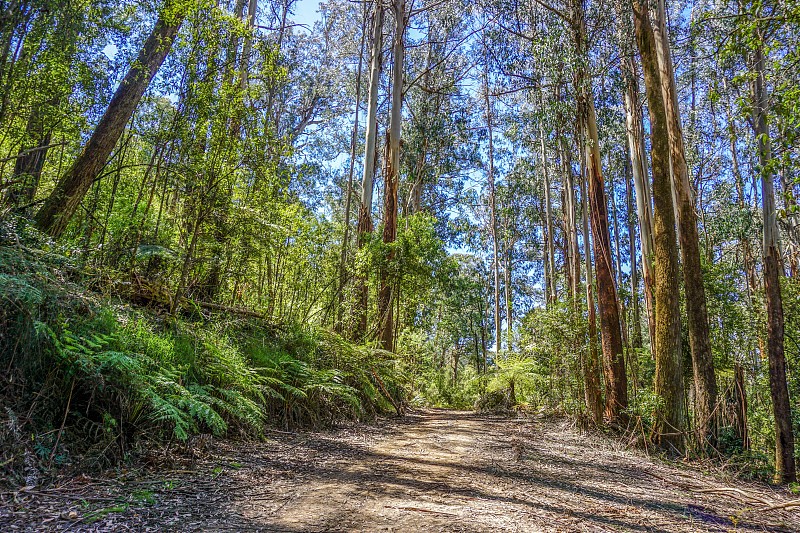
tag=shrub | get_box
[0,244,404,481]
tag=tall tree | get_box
[337,0,368,331]
[355,0,384,339]
[540,118,556,305]
[752,31,796,483]
[34,1,186,237]
[579,144,603,425]
[561,134,581,304]
[632,0,685,452]
[620,28,655,348]
[570,0,627,422]
[624,161,643,350]
[484,52,502,354]
[651,0,718,451]
[378,0,406,350]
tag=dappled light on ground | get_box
[3,410,797,531]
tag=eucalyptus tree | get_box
[377,0,408,350]
[539,90,556,307]
[483,46,502,352]
[488,0,609,421]
[623,161,643,349]
[567,0,627,422]
[354,0,384,339]
[616,9,655,347]
[496,153,553,348]
[353,0,478,347]
[748,8,796,485]
[378,0,480,349]
[693,0,799,482]
[400,0,474,218]
[380,0,478,349]
[631,0,685,452]
[578,138,603,424]
[650,0,718,451]
[557,120,581,305]
[34,0,188,237]
[334,0,369,331]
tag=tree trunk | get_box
[542,213,552,308]
[632,0,685,453]
[504,244,513,349]
[34,3,185,237]
[379,132,397,350]
[733,363,750,451]
[579,143,603,426]
[752,39,796,483]
[354,2,384,340]
[540,106,556,304]
[561,135,581,304]
[625,161,643,350]
[725,92,761,356]
[779,166,799,278]
[607,154,624,287]
[336,2,367,331]
[572,2,627,422]
[228,0,256,139]
[609,157,631,353]
[651,0,718,452]
[239,0,257,90]
[484,53,502,354]
[621,53,655,349]
[585,99,628,422]
[378,0,405,351]
[408,40,435,216]
[6,101,55,208]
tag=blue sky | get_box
[293,0,323,30]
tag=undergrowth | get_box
[0,240,405,485]
[410,355,552,413]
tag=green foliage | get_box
[413,365,484,410]
[517,302,586,415]
[245,325,404,425]
[0,244,403,478]
[623,389,665,435]
[30,313,265,442]
[2,0,798,488]
[486,355,536,402]
[82,504,129,525]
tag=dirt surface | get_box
[2,409,799,531]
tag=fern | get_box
[8,267,407,450]
[143,386,193,441]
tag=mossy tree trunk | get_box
[632,0,685,452]
[651,0,718,452]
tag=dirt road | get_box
[3,410,798,531]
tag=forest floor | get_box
[2,409,799,532]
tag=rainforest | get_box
[1,0,800,529]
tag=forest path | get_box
[4,410,799,531]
